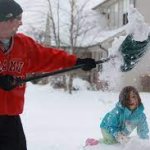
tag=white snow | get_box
[21,83,150,150]
[126,5,150,41]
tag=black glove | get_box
[76,58,96,71]
[0,75,18,91]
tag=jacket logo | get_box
[0,59,24,73]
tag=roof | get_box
[76,25,127,47]
[92,0,116,10]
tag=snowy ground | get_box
[21,83,150,150]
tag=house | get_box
[92,0,150,91]
[90,0,134,59]
[93,0,136,30]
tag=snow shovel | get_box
[19,57,111,84]
[4,57,111,90]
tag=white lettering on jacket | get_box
[0,59,24,73]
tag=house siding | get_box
[135,0,150,25]
[93,0,132,30]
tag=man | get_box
[0,0,96,149]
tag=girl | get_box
[100,86,149,144]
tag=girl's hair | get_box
[119,86,141,107]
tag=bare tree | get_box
[47,0,99,93]
[47,0,60,47]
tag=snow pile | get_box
[84,137,150,150]
[127,5,150,41]
[123,137,150,150]
[100,36,126,91]
[73,78,91,90]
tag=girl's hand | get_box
[116,133,129,144]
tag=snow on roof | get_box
[82,0,106,10]
[92,0,109,10]
[76,26,126,47]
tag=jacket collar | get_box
[116,102,144,115]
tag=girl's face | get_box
[127,91,139,110]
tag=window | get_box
[123,12,128,25]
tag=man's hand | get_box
[76,58,96,71]
[0,75,18,91]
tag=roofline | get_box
[92,0,110,10]
[51,29,126,49]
